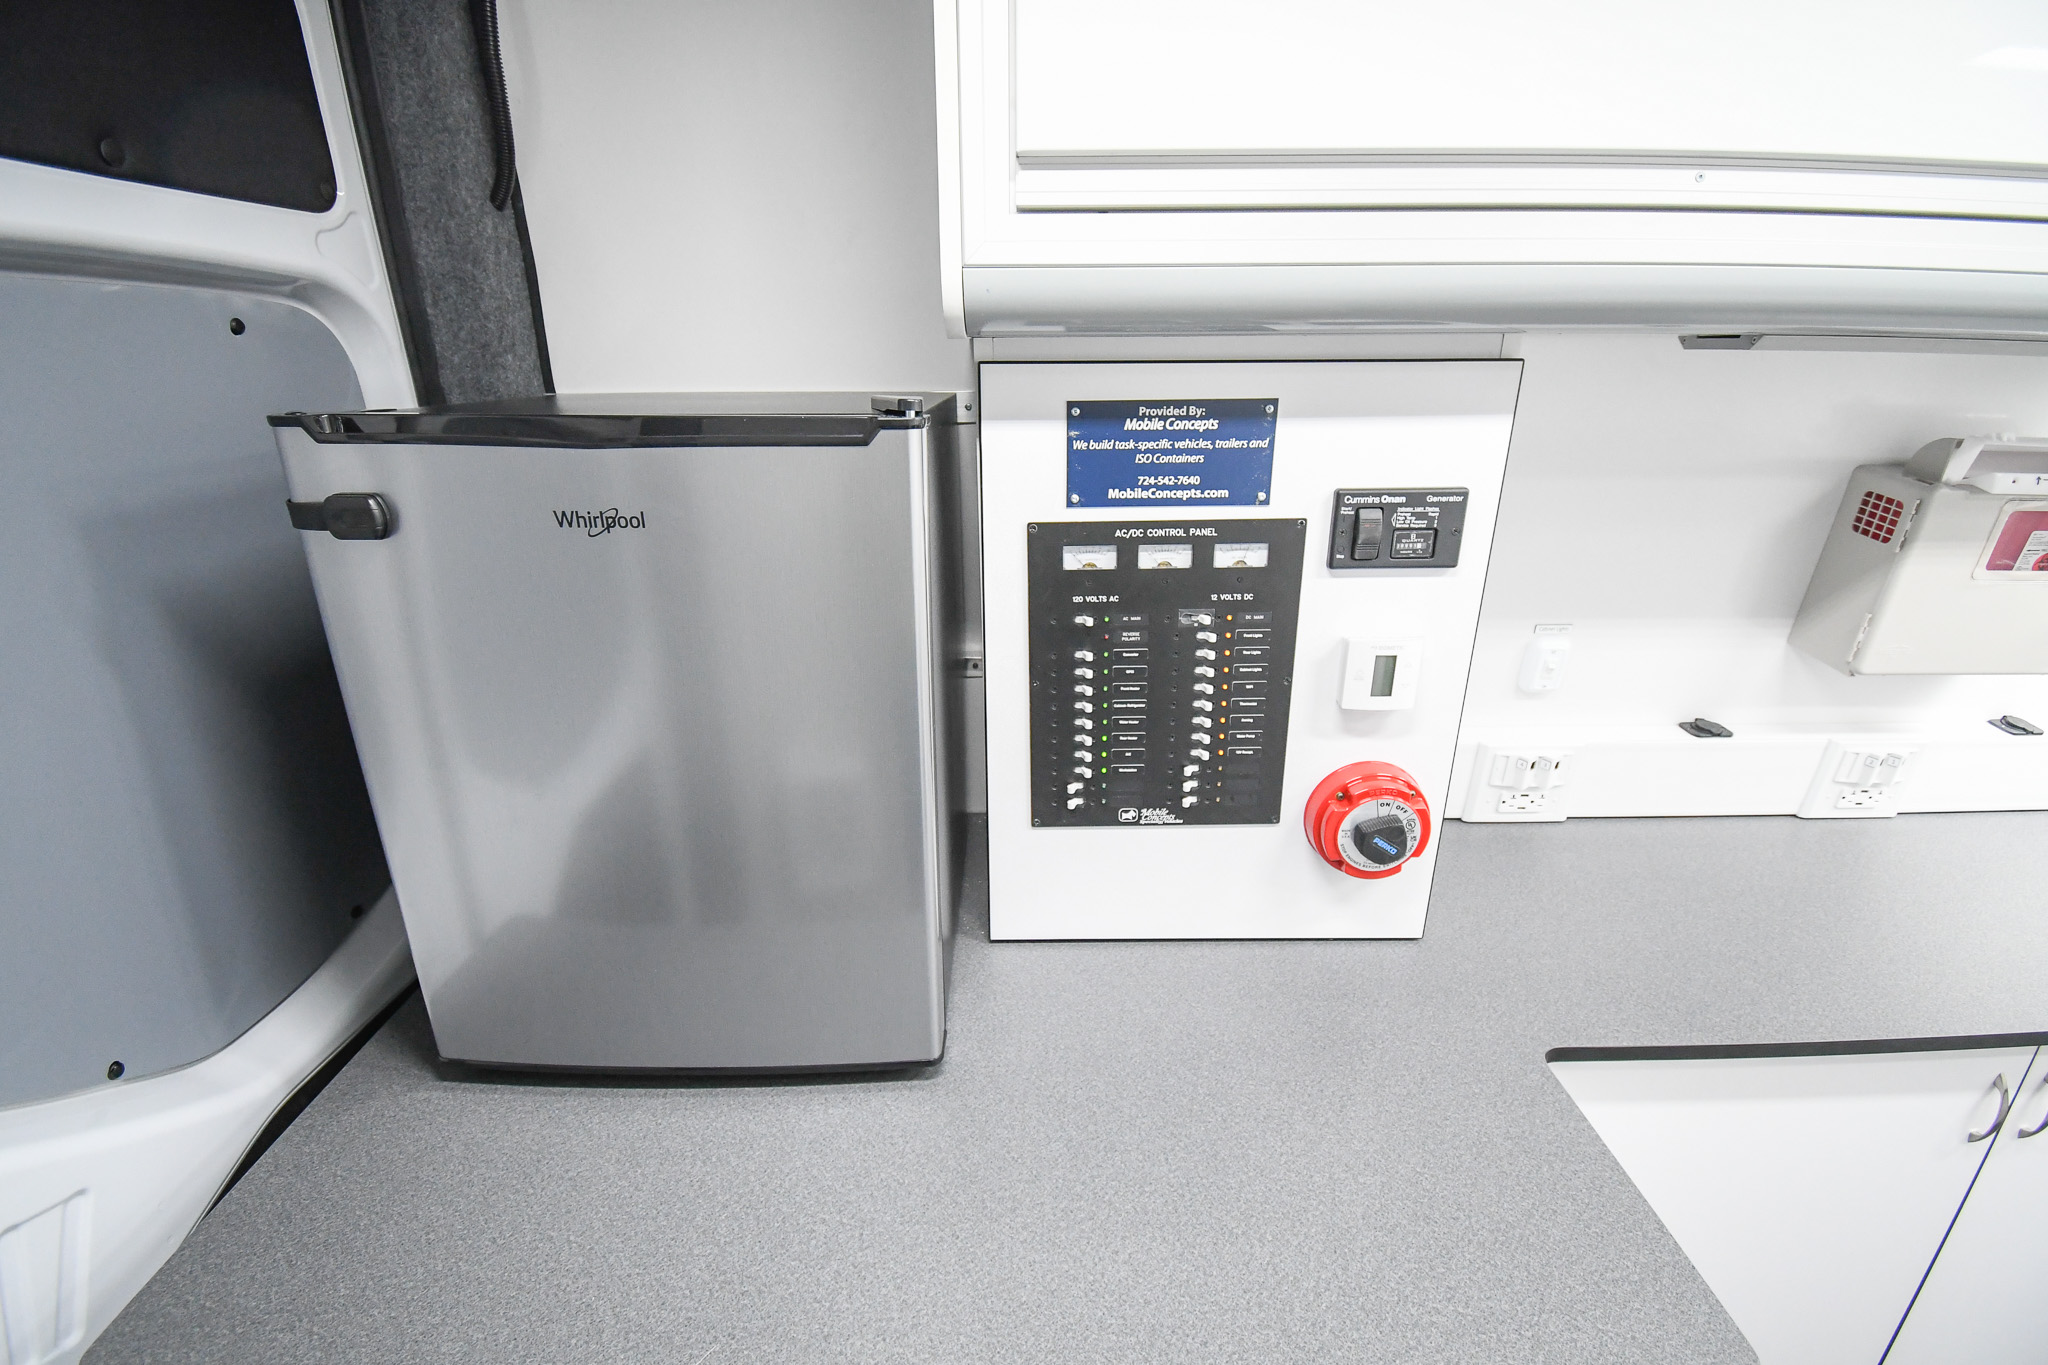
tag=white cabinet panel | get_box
[1552,1048,2031,1365]
[1014,1,2048,166]
[1886,1050,2048,1364]
[942,0,2048,333]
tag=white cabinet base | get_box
[1885,1052,2048,1364]
[1552,1046,2030,1365]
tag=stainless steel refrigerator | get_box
[273,394,962,1071]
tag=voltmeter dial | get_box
[1304,761,1430,879]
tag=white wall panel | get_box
[1452,333,2048,818]
[499,0,972,398]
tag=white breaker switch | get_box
[1462,743,1572,822]
[1797,738,1919,819]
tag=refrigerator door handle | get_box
[287,493,394,540]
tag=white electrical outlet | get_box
[1797,738,1920,819]
[1465,743,1573,822]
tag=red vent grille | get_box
[1851,490,1905,544]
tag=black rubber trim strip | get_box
[434,1037,946,1085]
[1548,1030,2048,1065]
[511,182,554,394]
[269,411,886,447]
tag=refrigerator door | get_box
[274,407,951,1069]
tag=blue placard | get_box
[1065,398,1277,507]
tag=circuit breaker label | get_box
[1065,399,1277,508]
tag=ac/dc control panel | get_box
[1028,518,1306,827]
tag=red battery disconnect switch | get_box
[1304,761,1430,879]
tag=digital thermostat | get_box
[1328,488,1468,570]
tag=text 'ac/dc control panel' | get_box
[1028,518,1306,828]
[1329,488,1469,570]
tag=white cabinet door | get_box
[1013,0,2048,167]
[1552,1047,2031,1365]
[1885,1048,2048,1364]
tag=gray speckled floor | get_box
[90,812,2048,1364]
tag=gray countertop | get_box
[91,811,2048,1364]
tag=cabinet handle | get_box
[1968,1073,2011,1142]
[2018,1078,2048,1140]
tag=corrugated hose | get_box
[472,0,517,210]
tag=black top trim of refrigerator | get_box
[1547,1030,2048,1065]
[272,393,954,447]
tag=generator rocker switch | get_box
[1330,489,1467,570]
[1351,508,1383,560]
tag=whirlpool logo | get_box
[552,508,647,537]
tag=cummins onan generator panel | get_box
[982,361,1522,940]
